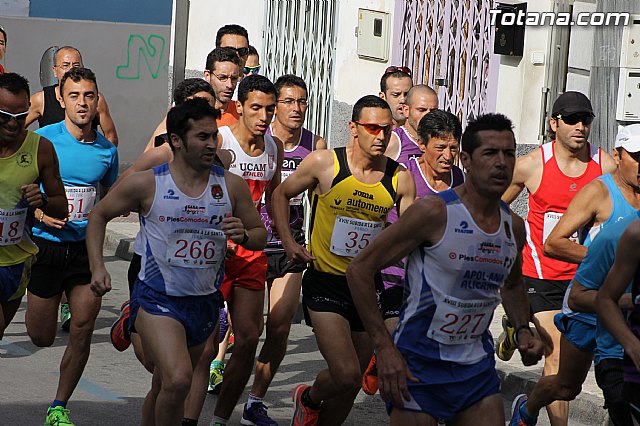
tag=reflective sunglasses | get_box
[556,113,594,126]
[354,121,392,135]
[243,65,261,75]
[226,46,250,57]
[0,108,29,122]
[384,65,412,77]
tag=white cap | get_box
[614,124,640,153]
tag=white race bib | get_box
[282,170,304,206]
[0,207,27,246]
[543,211,578,244]
[65,186,97,221]
[330,216,383,257]
[166,228,226,268]
[427,295,499,345]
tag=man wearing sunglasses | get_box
[26,67,119,426]
[0,72,66,341]
[379,66,413,130]
[243,45,261,77]
[216,24,250,72]
[212,75,284,426]
[25,46,119,146]
[502,91,616,425]
[273,95,415,425]
[511,124,640,426]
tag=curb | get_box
[104,228,610,425]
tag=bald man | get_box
[383,84,438,165]
[26,46,118,146]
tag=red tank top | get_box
[522,141,603,280]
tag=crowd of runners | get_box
[2,21,640,426]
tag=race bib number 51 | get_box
[427,295,499,345]
[166,228,226,268]
[330,216,383,257]
[65,186,97,221]
[0,207,27,246]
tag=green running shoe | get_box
[496,314,517,361]
[45,406,75,426]
[60,303,71,332]
[208,361,224,394]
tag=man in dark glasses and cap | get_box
[501,91,616,424]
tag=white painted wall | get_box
[184,0,264,72]
[332,0,396,104]
[565,1,596,92]
[494,0,555,145]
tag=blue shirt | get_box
[33,121,118,242]
[575,211,640,363]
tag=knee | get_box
[331,367,362,394]
[266,316,292,342]
[235,327,260,352]
[556,382,582,401]
[161,369,192,398]
[28,329,55,347]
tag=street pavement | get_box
[0,216,610,425]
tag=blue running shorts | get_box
[554,312,596,352]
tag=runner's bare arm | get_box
[144,118,167,152]
[347,196,446,408]
[395,165,416,216]
[568,280,633,314]
[597,221,640,371]
[501,213,544,366]
[383,132,400,160]
[544,180,604,263]
[112,145,172,189]
[314,135,327,150]
[224,172,267,251]
[34,137,67,218]
[25,91,44,127]
[502,150,540,204]
[86,170,154,296]
[96,93,119,146]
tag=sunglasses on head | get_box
[243,65,261,75]
[556,113,594,126]
[354,121,392,135]
[384,66,412,77]
[0,108,29,122]
[227,46,250,57]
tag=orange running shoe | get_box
[361,354,378,395]
[291,384,320,426]
[110,300,131,352]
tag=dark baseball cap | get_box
[551,91,594,118]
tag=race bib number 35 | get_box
[65,186,97,221]
[330,216,383,257]
[0,207,27,246]
[427,295,499,345]
[166,228,226,268]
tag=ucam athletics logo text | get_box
[490,10,629,26]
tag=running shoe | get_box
[227,332,235,352]
[291,384,319,426]
[208,360,225,394]
[241,402,278,426]
[496,314,517,361]
[110,300,131,352]
[60,303,71,332]
[509,394,537,426]
[361,354,378,395]
[45,406,75,426]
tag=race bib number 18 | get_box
[330,216,383,257]
[0,207,27,246]
[166,228,226,268]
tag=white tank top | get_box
[219,125,277,207]
[137,163,232,296]
[395,189,518,366]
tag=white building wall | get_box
[565,1,596,94]
[494,0,555,146]
[184,0,264,73]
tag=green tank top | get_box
[0,131,40,265]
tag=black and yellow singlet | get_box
[308,147,399,275]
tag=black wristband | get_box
[239,230,249,246]
[40,192,49,207]
[514,324,533,345]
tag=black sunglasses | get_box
[226,46,250,57]
[556,113,594,126]
[384,66,412,77]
